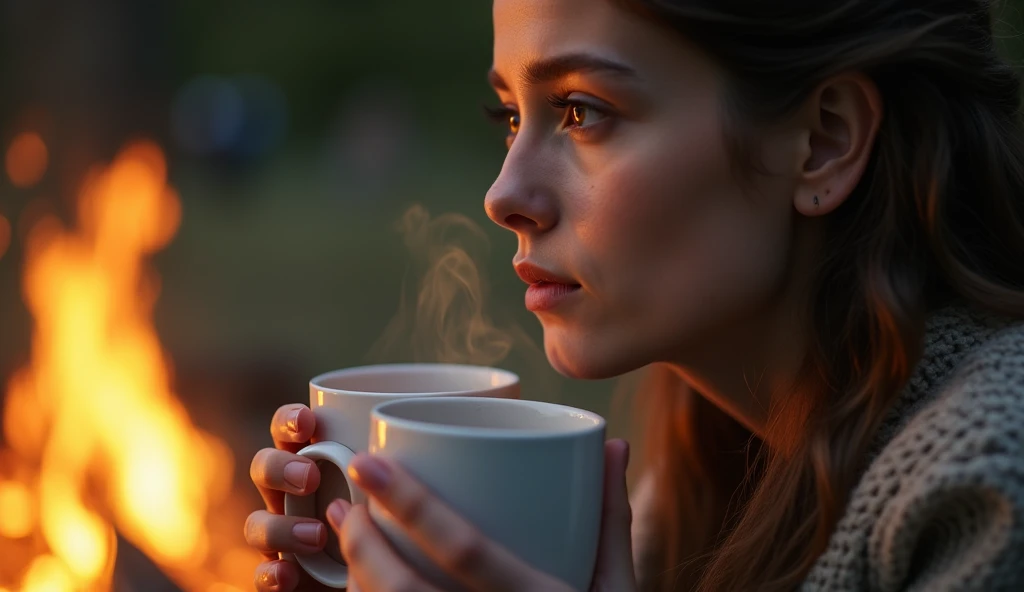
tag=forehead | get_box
[491,0,674,76]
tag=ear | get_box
[792,73,883,217]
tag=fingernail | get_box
[286,408,301,433]
[326,500,349,531]
[349,455,391,492]
[283,461,310,490]
[292,522,324,547]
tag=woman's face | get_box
[486,0,804,379]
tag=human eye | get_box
[546,93,611,136]
[484,104,520,148]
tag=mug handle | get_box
[283,441,366,589]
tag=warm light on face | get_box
[5,132,49,189]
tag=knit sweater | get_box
[631,305,1024,591]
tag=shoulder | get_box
[866,321,1024,590]
[894,319,1024,470]
[806,317,1024,591]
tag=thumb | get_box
[591,438,636,591]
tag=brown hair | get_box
[620,1,1024,590]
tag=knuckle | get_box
[396,488,430,525]
[388,575,421,592]
[441,531,485,573]
[340,507,368,561]
[267,518,302,550]
[243,512,267,547]
[250,448,277,482]
[340,528,365,563]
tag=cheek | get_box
[579,115,742,292]
[563,119,795,362]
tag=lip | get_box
[514,261,582,312]
[513,262,579,286]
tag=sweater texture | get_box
[631,305,1024,591]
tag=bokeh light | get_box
[0,214,10,261]
[5,132,48,188]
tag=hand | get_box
[245,404,336,591]
[326,439,637,592]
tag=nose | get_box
[484,143,560,234]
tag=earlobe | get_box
[794,73,882,217]
[795,188,839,216]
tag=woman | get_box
[244,0,1024,590]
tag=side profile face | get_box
[485,0,807,379]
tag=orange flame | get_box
[1,141,261,591]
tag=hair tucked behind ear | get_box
[622,1,1024,590]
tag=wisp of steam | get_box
[367,204,546,373]
[367,204,641,482]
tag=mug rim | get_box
[309,363,520,398]
[371,395,606,440]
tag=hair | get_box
[617,1,1024,590]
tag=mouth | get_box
[513,261,580,286]
[514,261,582,312]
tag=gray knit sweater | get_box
[631,305,1024,591]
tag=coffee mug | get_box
[282,363,520,588]
[367,396,606,592]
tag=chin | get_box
[543,330,649,380]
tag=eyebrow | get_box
[487,53,639,91]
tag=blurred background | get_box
[1,1,1023,591]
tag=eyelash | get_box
[544,94,578,112]
[483,95,609,143]
[483,104,516,124]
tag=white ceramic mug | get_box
[368,396,606,592]
[283,363,520,588]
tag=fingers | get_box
[253,559,302,592]
[244,510,328,555]
[250,448,321,514]
[271,404,317,452]
[346,454,566,592]
[249,404,326,592]
[330,500,445,592]
[591,439,636,589]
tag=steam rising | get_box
[367,204,635,447]
[368,204,541,368]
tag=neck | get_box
[666,219,821,442]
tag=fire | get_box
[0,141,261,590]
